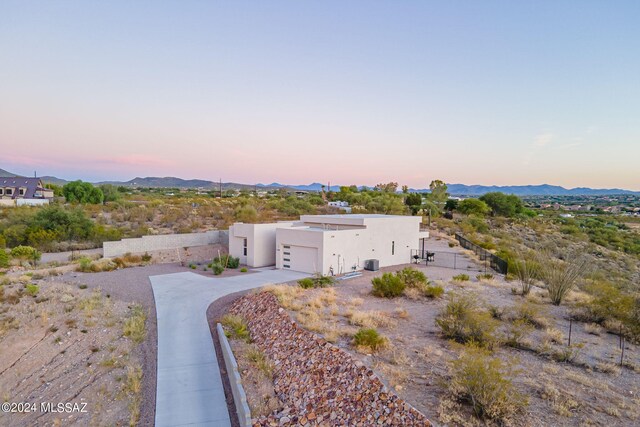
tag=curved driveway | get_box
[150,269,308,427]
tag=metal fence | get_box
[410,249,493,273]
[454,233,508,274]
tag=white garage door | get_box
[282,245,318,274]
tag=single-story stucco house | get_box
[229,214,429,275]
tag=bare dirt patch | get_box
[0,280,144,426]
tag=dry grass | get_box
[346,309,397,329]
[543,327,565,345]
[584,323,604,336]
[540,382,580,417]
[123,305,146,344]
[123,364,143,427]
[264,284,304,310]
[393,307,410,319]
[348,297,364,307]
[595,362,621,375]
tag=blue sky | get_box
[1,1,639,189]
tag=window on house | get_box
[0,188,4,195]
[6,189,12,195]
[243,238,247,256]
[19,188,25,196]
[283,264,290,269]
[392,241,395,255]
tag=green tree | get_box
[445,199,459,211]
[479,192,524,217]
[458,198,491,216]
[62,180,104,204]
[99,184,122,202]
[427,180,448,212]
[44,183,63,196]
[404,193,423,215]
[374,182,398,193]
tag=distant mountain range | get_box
[1,168,638,196]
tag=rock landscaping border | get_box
[230,292,431,426]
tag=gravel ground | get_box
[60,263,192,427]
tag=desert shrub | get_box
[25,283,39,297]
[298,278,315,289]
[240,267,248,273]
[580,281,634,325]
[435,293,499,348]
[213,254,240,269]
[212,263,224,275]
[488,305,507,320]
[449,344,527,421]
[538,255,588,305]
[504,319,534,348]
[10,245,41,263]
[423,284,445,298]
[189,264,197,270]
[122,253,142,263]
[298,274,334,289]
[372,273,405,298]
[509,301,550,329]
[123,305,147,344]
[141,252,152,262]
[512,258,540,296]
[353,328,387,351]
[77,257,93,272]
[396,267,428,288]
[550,344,583,363]
[452,274,470,282]
[0,250,9,268]
[221,314,250,342]
[476,273,494,280]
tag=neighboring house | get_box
[328,200,352,213]
[229,214,429,275]
[0,177,54,207]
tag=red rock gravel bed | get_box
[230,292,431,426]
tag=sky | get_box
[1,1,639,190]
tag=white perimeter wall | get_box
[17,199,50,206]
[103,230,226,258]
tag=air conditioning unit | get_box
[364,259,379,271]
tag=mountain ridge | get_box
[1,168,637,195]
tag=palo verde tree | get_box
[426,179,448,213]
[458,198,491,217]
[63,180,104,204]
[479,192,523,217]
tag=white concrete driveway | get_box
[150,269,308,427]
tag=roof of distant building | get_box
[0,177,48,199]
